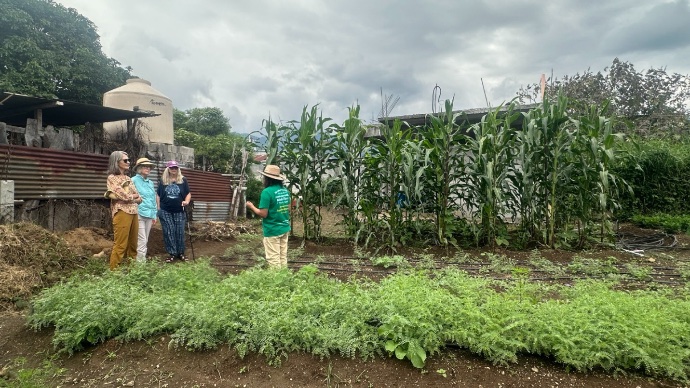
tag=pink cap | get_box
[166,160,178,168]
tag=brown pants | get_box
[110,211,138,270]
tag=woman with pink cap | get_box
[156,160,191,262]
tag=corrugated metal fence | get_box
[0,144,234,222]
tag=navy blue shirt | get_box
[157,177,190,213]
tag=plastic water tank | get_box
[103,78,174,144]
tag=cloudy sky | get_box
[56,0,690,133]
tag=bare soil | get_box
[1,220,689,387]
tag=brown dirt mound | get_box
[62,226,113,257]
[0,223,87,310]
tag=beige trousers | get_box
[263,232,289,268]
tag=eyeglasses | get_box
[121,159,130,163]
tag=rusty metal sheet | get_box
[192,201,231,222]
[182,168,232,202]
[0,144,234,203]
[0,144,108,199]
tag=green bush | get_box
[614,138,690,217]
[631,213,690,234]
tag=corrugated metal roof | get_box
[0,91,157,127]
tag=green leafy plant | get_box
[567,256,618,277]
[624,263,653,281]
[370,255,407,269]
[1,356,66,388]
[26,261,690,381]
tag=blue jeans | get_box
[158,209,186,256]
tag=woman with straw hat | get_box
[131,157,157,262]
[246,164,291,268]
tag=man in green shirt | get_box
[246,165,291,268]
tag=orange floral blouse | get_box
[107,174,141,217]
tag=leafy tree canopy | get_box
[174,107,250,174]
[0,0,132,104]
[173,107,231,136]
[517,58,690,136]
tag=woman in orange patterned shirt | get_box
[106,151,142,270]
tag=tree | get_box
[173,107,248,174]
[517,58,690,136]
[0,0,131,104]
[174,107,231,136]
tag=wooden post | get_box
[0,122,7,144]
[0,180,14,224]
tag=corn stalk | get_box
[358,119,411,249]
[333,105,368,237]
[422,99,468,246]
[279,105,337,241]
[464,102,519,249]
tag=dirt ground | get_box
[1,219,689,387]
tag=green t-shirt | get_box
[258,184,291,237]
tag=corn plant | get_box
[421,99,469,246]
[332,105,368,237]
[511,95,575,248]
[262,116,280,166]
[569,101,628,245]
[279,105,338,241]
[358,119,417,248]
[463,102,520,248]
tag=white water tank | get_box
[103,78,174,144]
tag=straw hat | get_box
[260,164,286,181]
[134,157,155,169]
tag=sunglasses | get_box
[169,166,179,170]
[121,159,130,163]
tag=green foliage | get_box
[28,261,690,381]
[174,107,231,136]
[174,129,249,174]
[614,138,690,217]
[624,263,653,281]
[172,107,251,174]
[630,213,690,234]
[567,256,618,277]
[464,101,519,248]
[333,106,369,237]
[265,93,627,250]
[479,252,516,275]
[369,255,408,269]
[0,0,131,104]
[517,58,690,136]
[0,356,66,388]
[274,105,338,240]
[245,177,263,205]
[223,234,263,262]
[528,281,690,380]
[528,253,566,277]
[422,99,466,246]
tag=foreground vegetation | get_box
[28,260,690,382]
